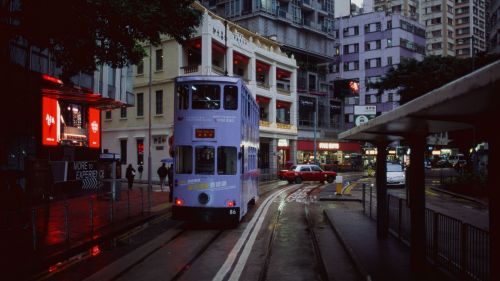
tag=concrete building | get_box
[101,3,297,180]
[332,12,425,128]
[372,0,420,21]
[490,0,500,53]
[454,0,487,58]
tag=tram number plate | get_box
[229,209,237,215]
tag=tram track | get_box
[257,183,329,281]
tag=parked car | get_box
[387,163,406,187]
[449,154,466,169]
[280,164,337,184]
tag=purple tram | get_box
[172,76,259,224]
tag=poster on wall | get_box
[42,96,60,146]
[68,161,104,189]
[88,107,100,148]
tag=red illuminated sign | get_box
[88,107,100,148]
[42,97,59,146]
[195,129,215,138]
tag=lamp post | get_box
[313,96,318,164]
[147,43,152,210]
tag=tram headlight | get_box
[175,197,184,206]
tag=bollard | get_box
[335,176,343,196]
[109,192,114,223]
[362,183,366,213]
[369,184,373,218]
[89,197,94,234]
[64,201,70,243]
[127,189,130,218]
[31,208,37,251]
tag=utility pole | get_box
[147,43,152,210]
[313,97,318,164]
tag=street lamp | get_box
[147,43,152,210]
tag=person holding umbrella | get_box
[157,163,168,191]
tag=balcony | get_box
[257,81,271,90]
[260,120,271,127]
[212,65,225,75]
[181,65,200,75]
[276,123,293,129]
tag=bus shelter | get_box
[339,60,500,279]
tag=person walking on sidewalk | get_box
[138,165,144,180]
[157,163,168,191]
[126,164,136,190]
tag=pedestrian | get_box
[138,165,144,180]
[167,164,173,202]
[125,164,136,190]
[157,163,168,191]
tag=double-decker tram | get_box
[172,76,259,224]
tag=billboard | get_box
[42,97,60,146]
[88,107,101,148]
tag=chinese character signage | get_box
[88,107,100,148]
[42,97,59,146]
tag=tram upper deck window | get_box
[175,145,193,174]
[195,146,215,174]
[192,85,220,110]
[177,84,189,110]
[223,85,238,110]
[218,146,237,175]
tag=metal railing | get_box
[361,186,490,281]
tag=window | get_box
[136,93,144,116]
[177,84,189,110]
[155,90,163,115]
[387,39,392,47]
[105,110,112,119]
[388,92,393,102]
[218,146,237,175]
[365,95,371,104]
[137,139,144,165]
[120,107,127,118]
[176,146,193,174]
[195,146,215,174]
[387,56,392,65]
[192,84,220,110]
[120,139,127,164]
[387,20,392,29]
[155,49,163,71]
[224,85,238,110]
[137,60,144,75]
[300,166,311,172]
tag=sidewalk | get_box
[319,184,454,281]
[1,182,171,281]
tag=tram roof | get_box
[175,75,242,84]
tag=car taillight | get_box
[175,197,184,206]
[226,200,236,207]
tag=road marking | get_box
[213,185,297,281]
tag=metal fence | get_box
[1,183,168,254]
[361,186,490,281]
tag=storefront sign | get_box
[318,142,339,150]
[354,105,376,127]
[88,107,100,148]
[71,161,103,189]
[278,139,289,147]
[365,149,377,155]
[42,97,59,146]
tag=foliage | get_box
[0,0,201,77]
[371,54,500,104]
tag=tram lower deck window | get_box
[175,146,193,174]
[195,146,215,174]
[218,147,237,175]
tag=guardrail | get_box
[361,187,490,281]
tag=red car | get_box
[280,164,337,184]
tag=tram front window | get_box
[192,85,220,110]
[195,146,215,174]
[223,86,238,110]
[175,145,193,174]
[218,146,237,175]
[177,84,189,110]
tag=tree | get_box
[371,54,500,104]
[0,0,201,78]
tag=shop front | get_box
[297,140,361,171]
[277,139,291,170]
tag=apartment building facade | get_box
[490,0,500,53]
[101,4,298,180]
[332,12,425,127]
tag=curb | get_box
[319,197,363,202]
[323,210,372,281]
[430,187,488,206]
